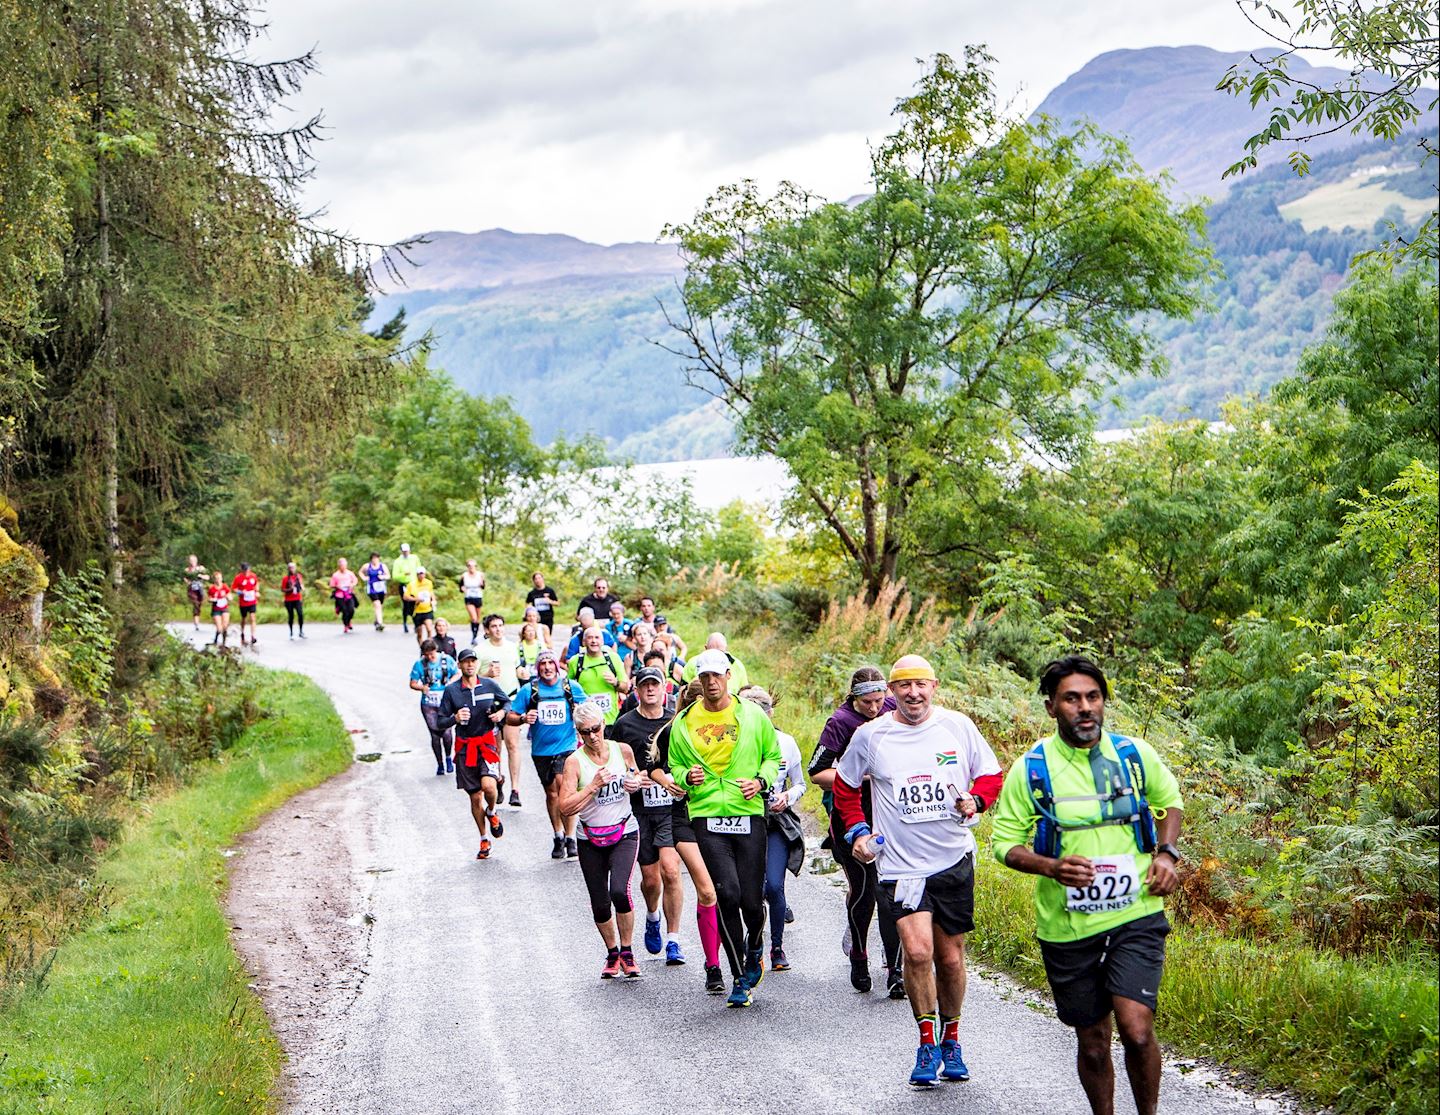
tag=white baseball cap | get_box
[400,543,411,552]
[692,649,731,676]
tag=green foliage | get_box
[665,49,1212,598]
[43,564,116,701]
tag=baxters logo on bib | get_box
[935,750,957,766]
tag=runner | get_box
[477,613,522,805]
[516,619,546,689]
[525,571,559,636]
[837,655,1003,1087]
[626,623,656,678]
[662,649,780,1008]
[808,665,903,995]
[566,625,630,725]
[363,552,390,631]
[642,680,727,992]
[405,567,438,641]
[577,576,619,621]
[391,543,421,633]
[183,554,207,630]
[435,646,510,860]
[738,686,806,973]
[610,667,687,965]
[651,632,686,685]
[561,607,615,664]
[558,703,644,979]
[682,633,749,692]
[459,559,487,641]
[281,562,306,640]
[507,650,587,859]
[990,656,1184,1115]
[329,558,359,633]
[231,562,260,647]
[206,569,232,646]
[652,613,688,660]
[432,616,459,662]
[409,637,459,775]
[521,606,552,648]
[605,601,635,664]
[637,595,658,627]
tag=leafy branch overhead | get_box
[661,48,1213,599]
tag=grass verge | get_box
[0,671,353,1114]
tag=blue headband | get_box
[851,680,887,697]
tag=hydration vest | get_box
[1025,734,1157,859]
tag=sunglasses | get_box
[577,725,604,737]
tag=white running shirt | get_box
[837,707,1001,881]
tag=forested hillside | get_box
[373,46,1436,458]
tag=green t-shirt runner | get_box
[567,646,627,724]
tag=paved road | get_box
[179,622,1284,1114]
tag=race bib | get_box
[642,782,673,809]
[1066,855,1140,914]
[240,590,257,603]
[536,700,567,725]
[895,770,951,824]
[418,590,432,604]
[372,579,386,593]
[594,777,627,806]
[707,815,751,835]
[590,692,613,713]
[422,691,442,707]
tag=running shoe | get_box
[770,947,790,971]
[704,965,725,994]
[644,917,663,955]
[909,1043,942,1088]
[565,837,578,859]
[445,756,454,774]
[850,950,872,993]
[725,980,752,1008]
[741,947,764,992]
[887,966,906,1000]
[476,839,491,860]
[509,789,521,807]
[435,763,444,776]
[784,905,794,924]
[299,632,307,639]
[841,925,852,957]
[665,941,686,966]
[619,949,641,978]
[289,633,294,641]
[487,812,504,839]
[551,836,565,860]
[939,1040,970,1082]
[601,952,622,979]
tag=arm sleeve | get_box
[434,689,458,732]
[807,742,838,779]
[754,712,781,788]
[990,758,1038,865]
[833,733,869,833]
[782,737,806,806]
[815,710,848,756]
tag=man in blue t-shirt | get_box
[507,649,589,860]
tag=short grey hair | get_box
[573,702,605,730]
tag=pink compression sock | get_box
[696,903,721,968]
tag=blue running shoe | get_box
[741,947,765,991]
[909,1044,942,1088]
[444,756,454,774]
[644,917,663,955]
[939,1040,970,1081]
[665,940,686,965]
[726,980,752,1008]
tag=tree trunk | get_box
[95,81,121,588]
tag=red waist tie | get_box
[456,730,497,767]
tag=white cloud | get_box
[255,0,1270,244]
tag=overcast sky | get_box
[258,0,1276,246]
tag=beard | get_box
[1058,714,1103,746]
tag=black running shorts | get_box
[239,604,256,617]
[531,750,572,790]
[1038,911,1170,1028]
[369,591,386,602]
[670,805,697,846]
[636,810,675,866]
[879,852,975,937]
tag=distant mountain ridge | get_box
[372,45,1435,461]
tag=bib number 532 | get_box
[706,815,751,836]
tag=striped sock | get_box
[917,1013,939,1046]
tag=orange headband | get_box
[889,665,937,682]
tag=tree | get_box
[662,50,1211,600]
[1218,0,1439,264]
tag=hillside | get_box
[372,46,1436,459]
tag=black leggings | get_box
[335,595,356,626]
[285,601,304,632]
[420,705,454,765]
[577,832,638,923]
[830,811,902,972]
[694,822,768,978]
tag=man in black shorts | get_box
[526,571,559,635]
[507,649,587,860]
[435,646,510,860]
[610,667,687,964]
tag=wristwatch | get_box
[1155,842,1183,863]
[756,777,770,794]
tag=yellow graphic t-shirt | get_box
[687,702,740,773]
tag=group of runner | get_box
[399,576,1185,1115]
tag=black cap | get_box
[456,646,479,662]
[634,666,665,686]
[653,614,667,625]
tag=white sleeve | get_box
[956,714,1002,780]
[779,733,806,805]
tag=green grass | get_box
[0,672,353,1114]
[1277,175,1435,233]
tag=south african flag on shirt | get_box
[936,750,957,765]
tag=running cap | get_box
[400,543,411,552]
[456,646,479,662]
[653,614,667,625]
[692,649,731,676]
[534,649,558,665]
[889,655,937,683]
[634,666,665,686]
[416,566,427,574]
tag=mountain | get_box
[372,46,1436,460]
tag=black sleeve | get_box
[434,687,458,732]
[807,741,838,779]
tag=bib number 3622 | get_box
[1066,854,1139,914]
